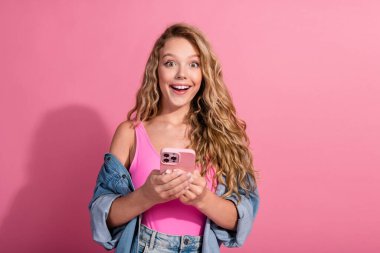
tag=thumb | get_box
[150,169,161,175]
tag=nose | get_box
[175,64,187,80]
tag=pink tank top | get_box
[129,122,215,236]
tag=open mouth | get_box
[170,85,191,92]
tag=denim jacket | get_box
[89,153,259,253]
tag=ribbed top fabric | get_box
[129,122,215,236]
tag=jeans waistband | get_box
[139,224,203,252]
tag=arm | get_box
[222,185,259,247]
[88,121,136,248]
[197,189,238,230]
[106,187,154,228]
[180,172,260,247]
[106,121,144,228]
[179,170,238,230]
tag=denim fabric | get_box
[138,224,202,253]
[89,153,260,253]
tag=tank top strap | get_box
[135,122,159,156]
[129,122,159,177]
[134,122,144,142]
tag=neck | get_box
[157,104,190,126]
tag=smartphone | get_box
[160,148,196,173]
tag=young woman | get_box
[89,23,259,253]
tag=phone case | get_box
[160,148,196,173]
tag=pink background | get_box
[1,0,379,252]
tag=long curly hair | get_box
[127,23,257,201]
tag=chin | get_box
[169,100,192,109]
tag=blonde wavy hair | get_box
[127,23,257,201]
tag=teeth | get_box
[172,85,190,90]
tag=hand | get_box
[179,170,208,209]
[140,169,192,206]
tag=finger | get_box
[179,195,186,203]
[163,179,190,199]
[171,184,191,199]
[149,169,162,179]
[186,183,205,196]
[162,169,172,175]
[149,170,162,184]
[155,169,186,185]
[160,172,192,191]
[187,173,206,187]
[179,193,190,203]
[149,169,165,183]
[162,168,186,175]
[182,189,197,200]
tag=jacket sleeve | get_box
[88,159,131,250]
[89,193,124,250]
[211,178,260,247]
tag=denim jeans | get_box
[138,224,203,253]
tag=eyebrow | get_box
[161,53,200,59]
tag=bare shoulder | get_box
[109,120,136,168]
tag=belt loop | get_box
[179,235,184,251]
[149,230,157,249]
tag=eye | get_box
[164,61,176,67]
[190,62,200,68]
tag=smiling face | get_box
[157,37,202,112]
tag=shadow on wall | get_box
[0,105,111,253]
